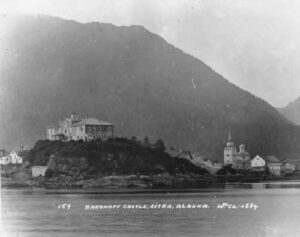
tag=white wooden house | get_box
[250,155,266,171]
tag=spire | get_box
[228,127,232,141]
[239,143,245,152]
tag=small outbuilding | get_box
[32,166,48,177]
[281,159,296,174]
[263,155,282,176]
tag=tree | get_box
[154,138,166,152]
[131,136,138,144]
[216,165,237,175]
[45,168,54,178]
[143,136,151,148]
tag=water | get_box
[2,182,300,237]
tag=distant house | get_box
[47,113,114,142]
[176,151,222,174]
[177,151,194,160]
[281,159,296,174]
[0,151,23,165]
[9,151,23,164]
[212,162,223,169]
[263,155,282,176]
[292,160,300,172]
[250,155,266,172]
[166,148,181,158]
[32,166,48,177]
[0,156,11,165]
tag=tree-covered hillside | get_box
[26,138,208,177]
[278,97,300,125]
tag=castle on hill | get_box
[47,113,114,142]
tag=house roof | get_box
[282,159,300,166]
[177,151,193,160]
[263,155,281,163]
[47,115,114,129]
[251,155,264,161]
[282,159,293,165]
[73,118,114,126]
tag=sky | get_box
[1,0,300,107]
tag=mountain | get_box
[278,97,300,125]
[1,15,300,161]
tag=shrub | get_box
[45,168,54,178]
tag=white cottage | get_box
[9,151,23,164]
[250,155,266,171]
[0,156,11,165]
[0,151,23,165]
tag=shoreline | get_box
[2,179,300,194]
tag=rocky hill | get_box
[26,138,208,176]
[1,15,300,160]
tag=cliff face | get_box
[1,15,300,160]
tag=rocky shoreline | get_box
[1,173,215,189]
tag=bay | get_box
[1,182,300,237]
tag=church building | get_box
[235,144,251,170]
[223,129,250,170]
[224,129,237,165]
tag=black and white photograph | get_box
[1,0,300,236]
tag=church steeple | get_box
[226,128,234,148]
[224,127,237,165]
[228,127,232,141]
[239,143,245,152]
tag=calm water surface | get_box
[1,182,300,237]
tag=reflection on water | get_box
[2,181,300,237]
